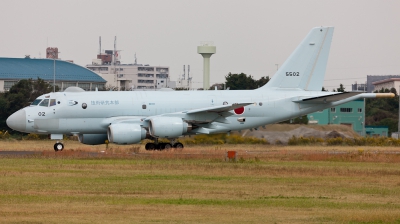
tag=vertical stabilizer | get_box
[261,27,334,91]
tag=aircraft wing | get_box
[142,103,253,126]
[184,103,253,114]
[295,92,363,104]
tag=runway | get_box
[0,151,41,156]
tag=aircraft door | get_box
[50,98,57,115]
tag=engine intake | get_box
[107,123,146,144]
[149,117,191,138]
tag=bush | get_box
[25,133,40,140]
[326,137,344,145]
[0,130,11,139]
[180,134,268,145]
[288,136,323,145]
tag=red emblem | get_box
[234,107,245,115]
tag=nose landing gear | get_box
[54,142,64,151]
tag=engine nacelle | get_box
[149,117,191,138]
[78,134,108,145]
[107,123,146,145]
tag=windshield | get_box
[30,99,42,106]
[39,99,49,107]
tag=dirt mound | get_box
[326,130,345,139]
[240,124,358,144]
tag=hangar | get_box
[0,57,106,92]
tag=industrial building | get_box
[307,99,389,137]
[371,78,400,94]
[352,75,400,92]
[0,56,106,92]
[87,53,172,90]
[86,37,174,90]
[365,126,389,137]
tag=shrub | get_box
[0,130,11,139]
[180,134,268,145]
[326,137,344,145]
[25,133,40,140]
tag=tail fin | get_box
[261,27,334,91]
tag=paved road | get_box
[0,151,42,156]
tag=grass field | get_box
[1,140,400,223]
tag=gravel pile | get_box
[240,124,356,144]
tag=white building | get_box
[86,50,174,90]
[372,78,400,93]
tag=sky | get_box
[1,0,399,90]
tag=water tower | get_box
[197,42,216,90]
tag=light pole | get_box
[53,58,55,92]
[52,51,60,92]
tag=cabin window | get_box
[39,99,49,107]
[50,99,57,106]
[142,104,146,109]
[358,108,362,113]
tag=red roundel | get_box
[234,107,245,115]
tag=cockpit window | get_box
[30,99,42,106]
[39,99,49,107]
[50,99,56,106]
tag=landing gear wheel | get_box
[158,143,166,150]
[164,143,172,150]
[173,143,184,150]
[54,143,64,151]
[145,143,156,150]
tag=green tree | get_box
[336,83,345,92]
[255,76,270,88]
[225,73,269,90]
[365,90,399,135]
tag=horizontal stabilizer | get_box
[295,92,363,104]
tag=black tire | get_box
[164,143,172,150]
[158,143,166,150]
[174,143,184,149]
[54,143,64,151]
[145,143,156,150]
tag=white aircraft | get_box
[6,27,394,151]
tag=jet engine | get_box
[78,134,108,145]
[107,123,146,144]
[149,117,191,138]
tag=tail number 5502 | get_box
[286,72,299,76]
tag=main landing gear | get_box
[144,139,184,151]
[54,142,64,151]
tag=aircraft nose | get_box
[6,109,26,132]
